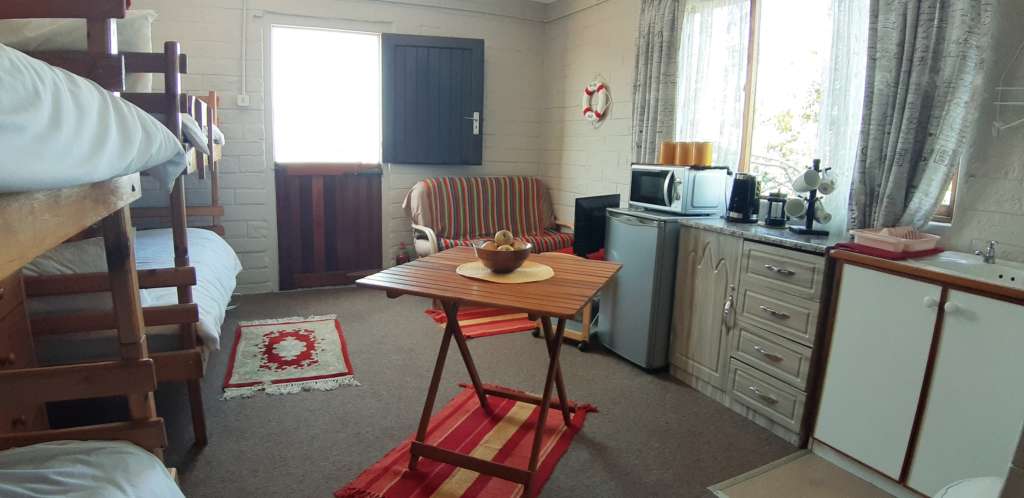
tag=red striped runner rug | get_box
[424,306,539,340]
[335,385,596,498]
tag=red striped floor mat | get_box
[335,385,595,498]
[424,306,538,339]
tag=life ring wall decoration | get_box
[582,79,610,125]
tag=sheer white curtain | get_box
[675,0,750,170]
[816,0,869,234]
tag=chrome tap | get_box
[975,240,998,264]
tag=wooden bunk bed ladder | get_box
[275,164,384,290]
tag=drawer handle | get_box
[0,353,15,367]
[759,305,790,320]
[748,386,779,405]
[763,264,796,276]
[753,345,784,362]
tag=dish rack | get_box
[849,227,941,253]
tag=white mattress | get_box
[0,441,183,498]
[0,42,186,193]
[26,228,242,357]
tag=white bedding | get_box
[0,441,183,498]
[0,42,186,193]
[176,113,226,156]
[0,11,158,93]
[25,228,242,350]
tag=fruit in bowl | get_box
[474,230,532,273]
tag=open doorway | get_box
[270,25,384,290]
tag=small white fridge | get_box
[595,208,684,369]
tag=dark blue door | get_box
[382,34,484,165]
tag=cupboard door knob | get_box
[10,416,26,429]
[923,296,939,309]
[944,302,960,313]
[0,353,14,367]
[0,286,5,300]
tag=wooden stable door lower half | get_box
[275,164,383,290]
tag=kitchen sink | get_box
[909,252,1024,290]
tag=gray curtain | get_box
[632,0,682,164]
[849,0,994,229]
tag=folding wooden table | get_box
[357,246,620,496]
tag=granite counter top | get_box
[677,217,848,254]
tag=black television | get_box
[572,194,620,257]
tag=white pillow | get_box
[0,42,187,192]
[0,10,158,92]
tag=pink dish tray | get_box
[849,227,941,253]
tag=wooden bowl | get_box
[474,241,532,274]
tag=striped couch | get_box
[403,176,573,256]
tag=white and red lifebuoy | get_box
[582,80,610,123]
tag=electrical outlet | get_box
[236,94,250,107]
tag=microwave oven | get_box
[628,164,729,216]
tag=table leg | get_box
[540,317,572,426]
[444,301,492,414]
[524,317,567,497]
[409,314,455,471]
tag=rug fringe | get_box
[237,314,338,326]
[222,375,359,400]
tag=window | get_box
[271,26,381,164]
[677,0,860,197]
[933,171,959,223]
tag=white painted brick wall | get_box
[946,0,1024,263]
[539,0,640,225]
[133,0,547,293]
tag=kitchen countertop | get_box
[677,217,848,254]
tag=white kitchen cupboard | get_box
[671,226,742,389]
[906,290,1024,495]
[813,264,941,480]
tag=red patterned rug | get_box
[424,306,539,339]
[335,385,596,498]
[222,315,358,399]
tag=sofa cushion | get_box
[406,176,556,240]
[438,229,574,254]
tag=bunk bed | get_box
[0,4,241,451]
[0,1,185,496]
[134,90,227,235]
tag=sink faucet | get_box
[975,240,998,264]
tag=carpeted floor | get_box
[155,286,795,497]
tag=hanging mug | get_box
[791,169,821,193]
[784,197,807,218]
[813,199,833,224]
[817,170,837,195]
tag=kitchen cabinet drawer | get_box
[731,324,813,390]
[0,272,23,323]
[737,287,819,347]
[728,359,806,433]
[740,242,825,301]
